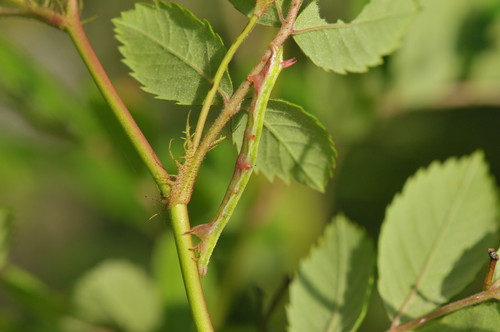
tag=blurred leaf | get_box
[293,0,419,73]
[0,39,86,139]
[114,1,232,105]
[378,152,499,322]
[73,260,163,332]
[232,99,336,192]
[417,303,500,332]
[287,215,375,332]
[0,208,12,269]
[390,0,475,106]
[1,265,61,319]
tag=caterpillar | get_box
[187,44,294,276]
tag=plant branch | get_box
[387,286,500,332]
[192,13,260,151]
[64,0,171,196]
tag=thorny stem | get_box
[192,13,260,151]
[170,0,303,206]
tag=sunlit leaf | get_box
[287,215,375,332]
[293,0,419,73]
[114,1,232,105]
[232,99,336,192]
[73,260,163,332]
[378,152,499,323]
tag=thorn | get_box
[281,58,297,68]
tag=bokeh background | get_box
[0,0,499,331]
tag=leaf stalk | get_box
[192,12,260,151]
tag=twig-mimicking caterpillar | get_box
[187,44,295,276]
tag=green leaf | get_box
[73,260,163,332]
[0,208,12,269]
[378,152,499,323]
[417,303,500,332]
[287,215,375,332]
[114,1,232,105]
[232,99,336,192]
[293,0,419,73]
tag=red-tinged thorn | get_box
[282,58,297,68]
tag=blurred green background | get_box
[0,0,499,331]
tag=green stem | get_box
[64,0,171,196]
[388,287,500,332]
[169,204,214,332]
[192,13,260,151]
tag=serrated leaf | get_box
[378,152,499,324]
[73,260,163,332]
[114,1,232,105]
[293,0,419,73]
[0,208,12,269]
[287,215,375,332]
[417,303,500,332]
[232,99,335,192]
